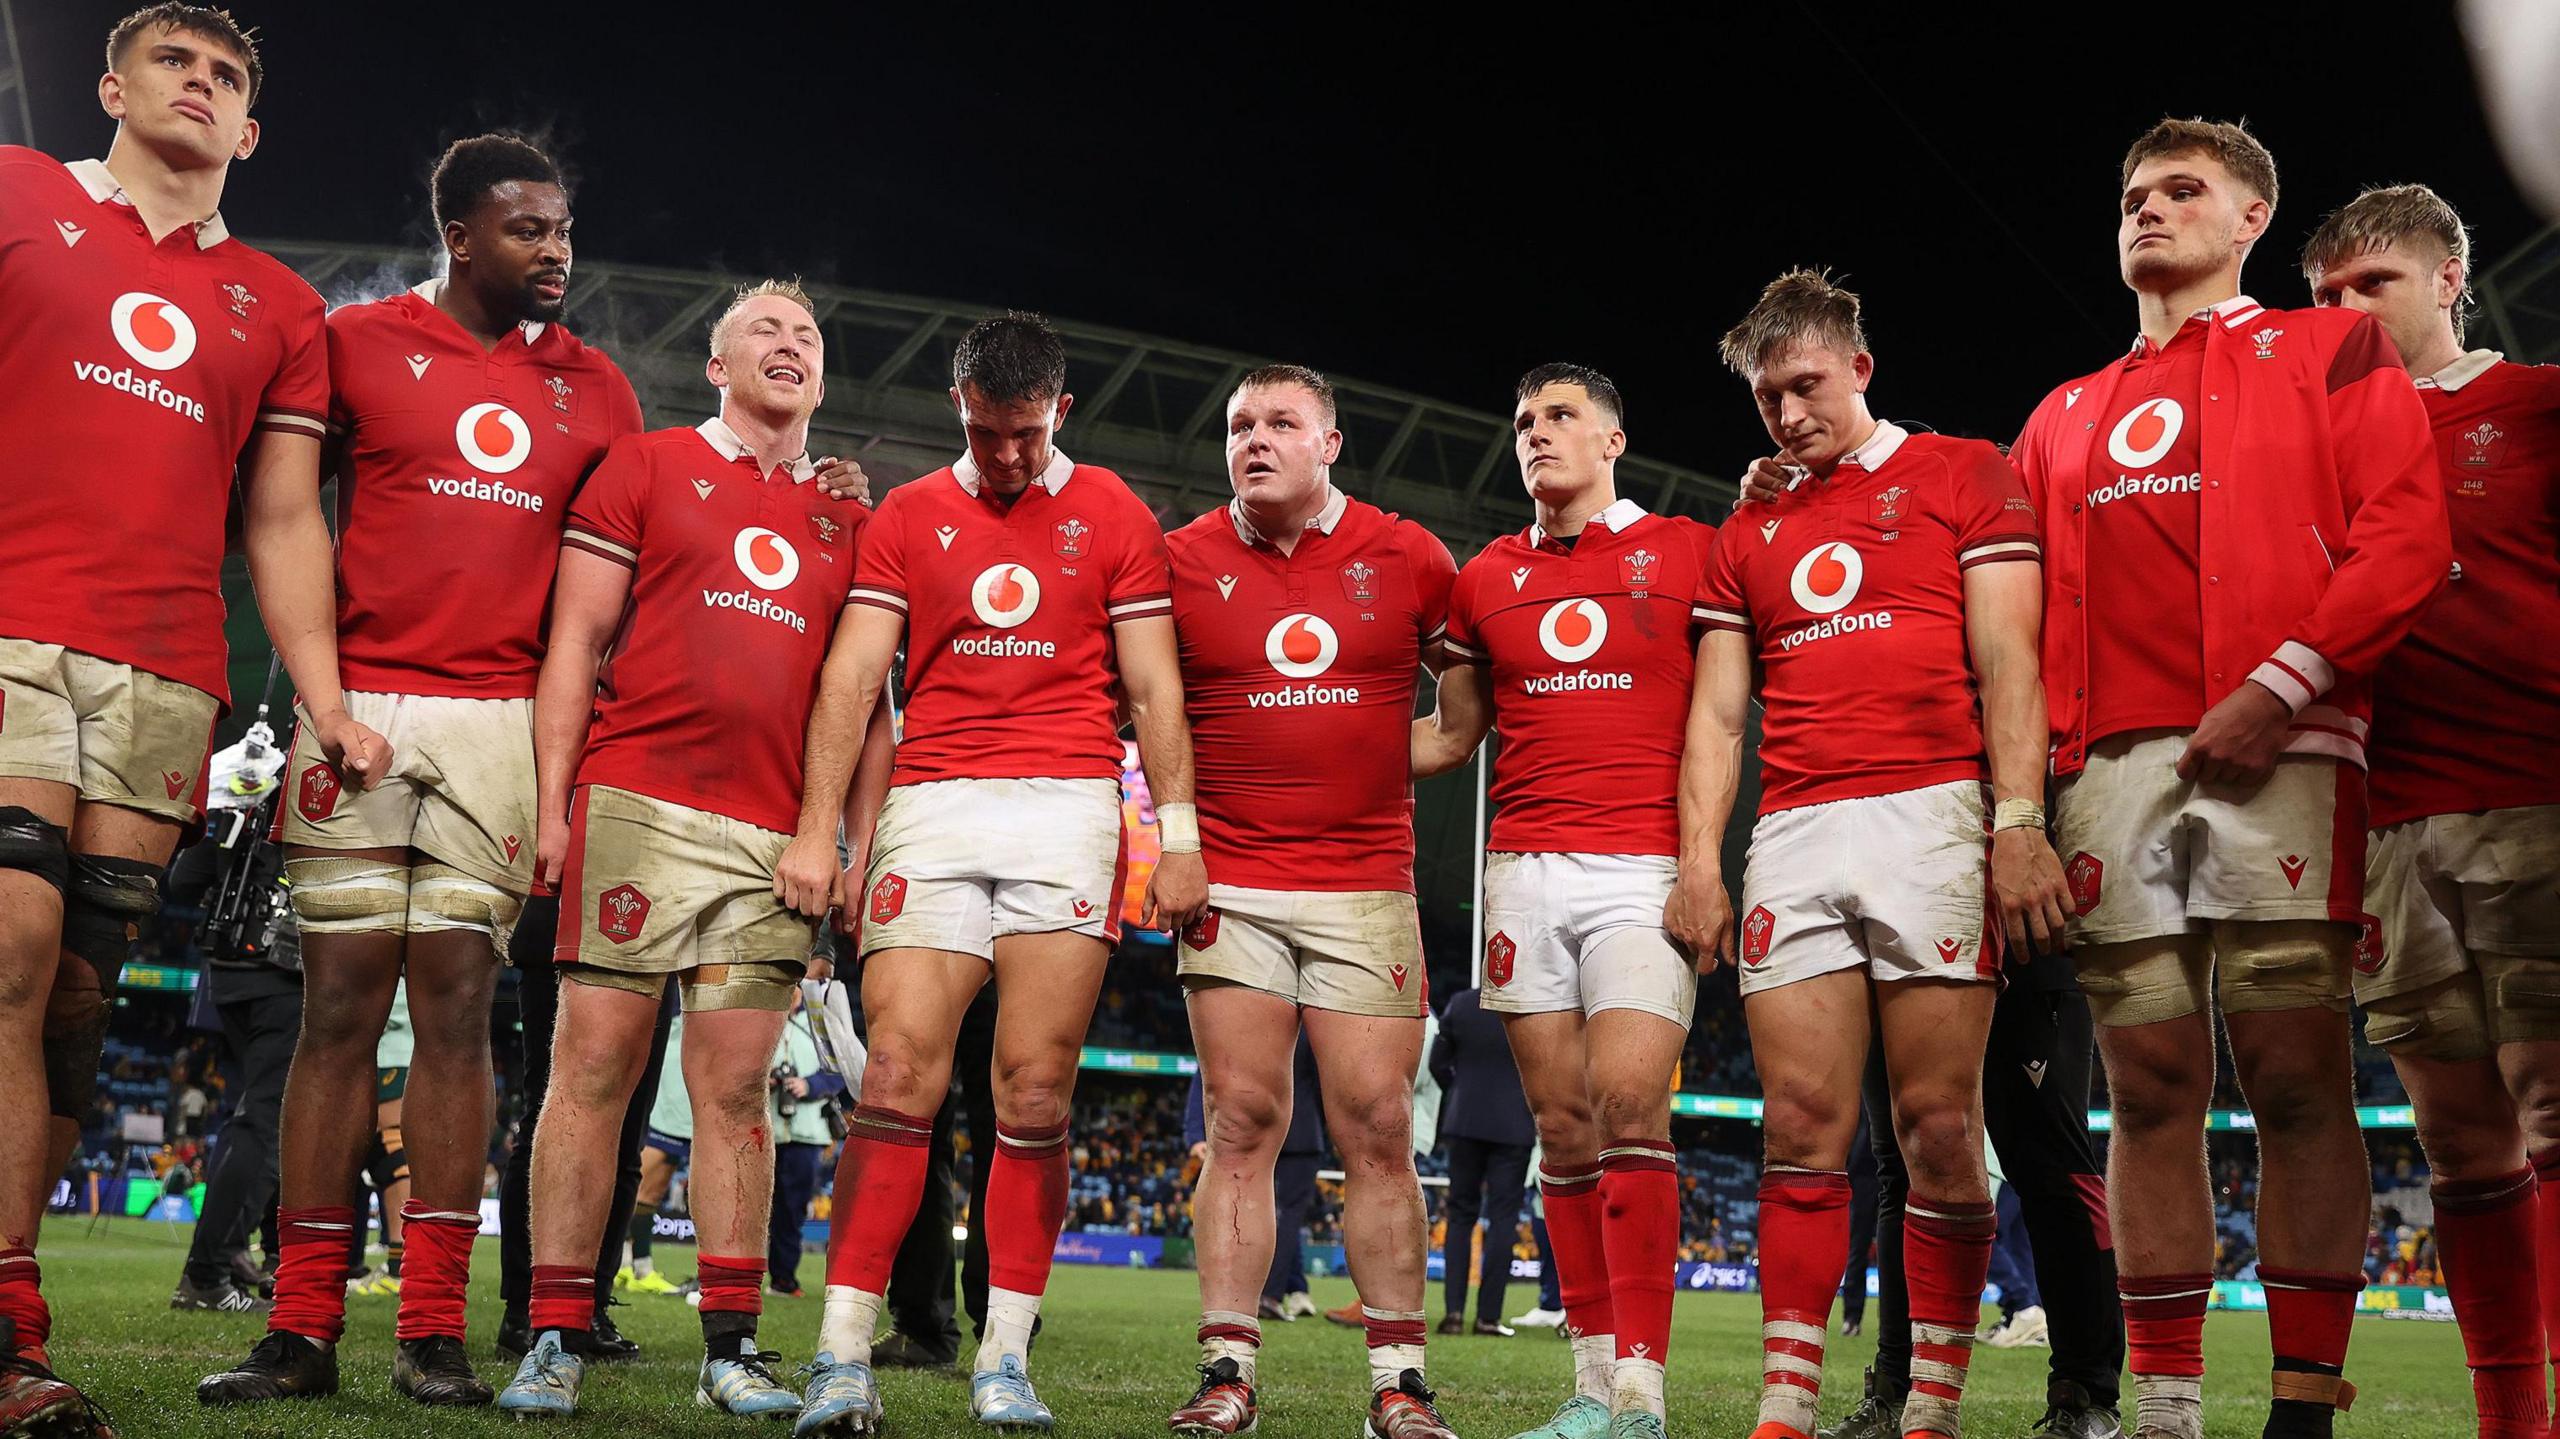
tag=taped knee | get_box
[406,863,524,959]
[2072,934,2209,1028]
[0,807,68,891]
[64,853,163,990]
[2213,920,2353,1015]
[284,855,411,934]
[42,994,109,1120]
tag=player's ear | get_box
[99,70,126,120]
[1603,425,1627,461]
[2235,195,2273,250]
[1319,425,1345,466]
[1051,392,1076,431]
[2439,253,2466,314]
[234,117,260,162]
[706,352,728,390]
[442,218,471,270]
[1851,350,1875,394]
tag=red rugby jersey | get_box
[851,450,1173,786]
[328,283,643,698]
[2080,319,2209,741]
[1444,499,1715,856]
[1699,423,2040,815]
[2368,352,2560,827]
[1167,490,1456,891]
[561,419,863,833]
[0,149,327,701]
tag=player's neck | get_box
[2134,267,2242,350]
[101,131,227,245]
[1534,482,1616,539]
[1240,483,1329,556]
[1804,413,1880,481]
[434,271,520,351]
[720,400,812,477]
[2397,322,2466,382]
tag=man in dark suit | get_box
[1430,987,1534,1337]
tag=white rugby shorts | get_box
[1735,779,1994,997]
[1478,851,1694,1025]
[859,776,1125,960]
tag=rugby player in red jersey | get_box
[1411,364,1714,1439]
[1159,364,1460,1439]
[1696,271,2062,1439]
[196,132,643,1411]
[2007,122,2446,1439]
[492,281,887,1421]
[2303,183,2560,1439]
[0,8,388,1432]
[775,311,1207,1435]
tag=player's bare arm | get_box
[1116,612,1209,931]
[1668,627,1750,969]
[776,605,901,917]
[240,427,390,789]
[1964,559,2071,953]
[1410,660,1491,778]
[833,700,898,934]
[529,546,632,891]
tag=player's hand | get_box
[1991,826,2071,956]
[814,456,872,506]
[534,809,571,894]
[1733,454,1796,508]
[1143,850,1210,933]
[832,862,868,937]
[311,708,392,791]
[1664,864,1734,973]
[774,832,846,919]
[784,1076,811,1098]
[2178,680,2291,788]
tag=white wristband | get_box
[1157,802,1201,854]
[1993,798,2047,833]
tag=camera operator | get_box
[768,977,848,1298]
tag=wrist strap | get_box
[1993,798,2047,833]
[1157,802,1201,854]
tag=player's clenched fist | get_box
[1143,850,1209,933]
[1663,865,1734,973]
[774,831,846,919]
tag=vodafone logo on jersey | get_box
[733,527,801,591]
[456,402,534,474]
[1264,614,1340,678]
[110,292,197,370]
[1536,599,1609,663]
[1788,543,1863,616]
[2106,398,2183,469]
[970,564,1041,629]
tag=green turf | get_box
[43,1221,2469,1436]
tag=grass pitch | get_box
[44,1222,2467,1437]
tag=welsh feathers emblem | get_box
[1052,516,1090,560]
[597,884,650,943]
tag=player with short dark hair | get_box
[2304,182,2560,1439]
[1412,364,1714,1439]
[195,130,643,1412]
[777,310,1207,1434]
[0,8,386,1432]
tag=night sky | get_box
[19,2,2536,479]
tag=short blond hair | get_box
[2301,183,2476,340]
[2121,117,2279,209]
[709,278,817,353]
[1718,268,1867,378]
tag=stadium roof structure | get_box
[2478,220,2560,366]
[260,240,1736,551]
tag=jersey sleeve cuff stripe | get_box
[253,412,328,437]
[1698,606,1750,628]
[848,587,907,612]
[561,533,638,568]
[2248,660,2314,713]
[1107,596,1173,619]
[1423,623,1449,643]
[1957,541,2042,567]
[1441,638,1487,664]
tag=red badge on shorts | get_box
[1935,937,1962,964]
[597,884,650,944]
[1388,962,1408,992]
[2064,852,2103,916]
[869,872,907,924]
[2278,853,2309,890]
[1052,516,1089,560]
[1742,906,1774,967]
[163,769,186,799]
[1184,910,1220,949]
[296,761,340,823]
[2353,913,2386,976]
[1485,931,1516,987]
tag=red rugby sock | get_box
[528,1263,595,1336]
[823,1105,935,1293]
[268,1205,357,1344]
[984,1121,1072,1295]
[2436,1169,2548,1438]
[1901,1194,1997,1437]
[0,1247,47,1357]
[1540,1165,1616,1343]
[1753,1169,1849,1437]
[1600,1139,1678,1368]
[392,1200,479,1342]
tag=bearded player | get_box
[195,132,642,1411]
[2008,121,2446,1439]
[1695,271,2063,1439]
[2302,183,2560,1439]
[0,7,391,1431]
[1160,365,1460,1439]
[492,281,888,1420]
[774,311,1207,1435]
[1412,364,1712,1439]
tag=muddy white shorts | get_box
[280,691,536,893]
[1179,885,1427,1017]
[1736,779,1995,997]
[1478,851,1695,1025]
[859,776,1125,960]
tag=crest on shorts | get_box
[598,883,650,943]
[1742,905,1774,967]
[545,374,576,416]
[2064,852,2103,916]
[869,872,907,924]
[1184,910,1220,950]
[1052,516,1090,560]
[1340,559,1379,605]
[1485,931,1516,987]
[1619,548,1658,593]
[2353,912,2386,976]
[2459,420,2506,470]
[1870,485,1910,527]
[296,761,340,823]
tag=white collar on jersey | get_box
[2127,294,2265,356]
[1838,418,1910,472]
[954,446,1074,498]
[1228,483,1348,545]
[697,415,816,481]
[67,157,229,248]
[2419,349,2504,393]
[1531,496,1645,546]
[410,278,548,346]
